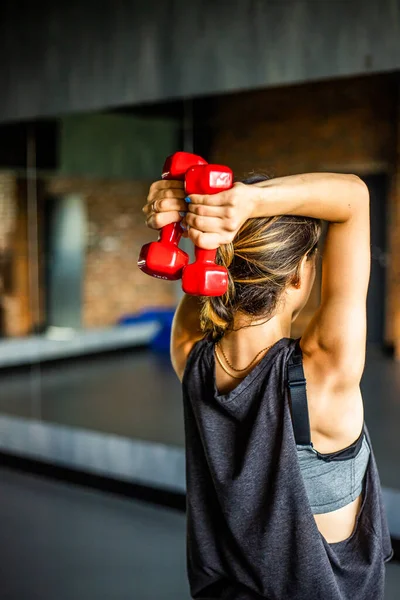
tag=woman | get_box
[143,171,393,599]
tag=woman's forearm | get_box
[251,173,369,222]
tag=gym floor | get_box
[0,467,398,600]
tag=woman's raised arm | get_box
[252,173,371,383]
[186,172,370,383]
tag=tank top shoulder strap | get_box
[287,337,311,446]
[287,337,366,458]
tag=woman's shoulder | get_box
[181,335,214,383]
[296,335,365,454]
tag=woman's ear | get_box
[292,254,309,289]
[290,273,301,289]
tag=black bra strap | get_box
[287,338,311,446]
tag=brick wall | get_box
[0,172,21,336]
[4,73,400,352]
[205,74,399,344]
[206,74,397,176]
[47,177,176,328]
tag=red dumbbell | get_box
[182,164,233,296]
[137,152,207,280]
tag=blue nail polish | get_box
[179,211,186,217]
[185,196,191,203]
[181,223,187,230]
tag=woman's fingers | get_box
[148,180,185,197]
[185,210,240,235]
[187,204,225,218]
[186,229,225,250]
[187,183,245,207]
[184,213,224,233]
[186,191,229,206]
[181,212,234,247]
[146,210,182,230]
[143,181,187,219]
[143,196,187,216]
[147,187,187,204]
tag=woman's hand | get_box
[142,180,187,230]
[182,182,258,249]
[142,179,259,248]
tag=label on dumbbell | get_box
[210,171,232,188]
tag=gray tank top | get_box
[182,336,393,600]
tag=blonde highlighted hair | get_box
[200,174,322,339]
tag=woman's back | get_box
[215,329,365,543]
[182,335,391,600]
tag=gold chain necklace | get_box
[215,341,274,374]
[214,346,246,379]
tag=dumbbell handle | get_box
[159,152,208,253]
[159,222,183,245]
[195,248,217,263]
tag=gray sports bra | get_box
[288,339,371,515]
[296,434,370,514]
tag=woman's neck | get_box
[214,313,292,394]
[222,313,291,347]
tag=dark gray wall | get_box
[1,0,400,123]
[60,113,180,179]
